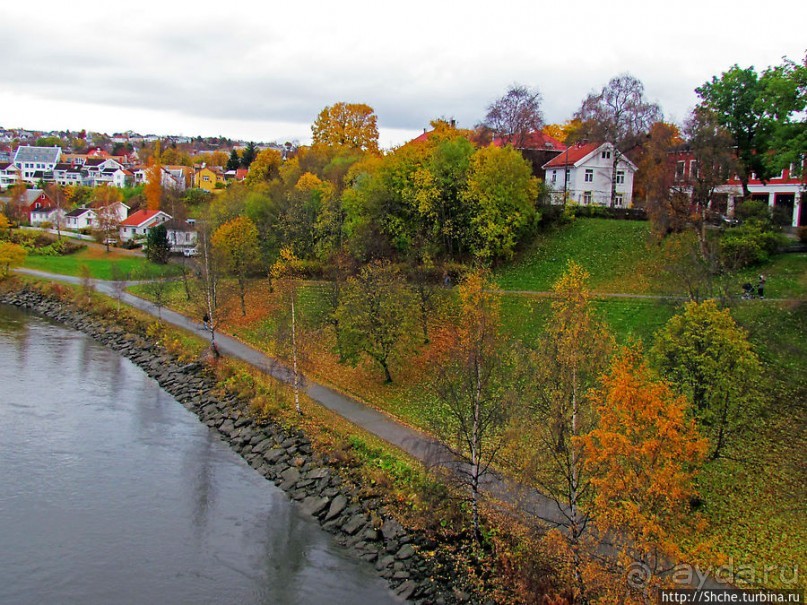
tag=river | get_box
[0,304,399,605]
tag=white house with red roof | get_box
[119,209,172,242]
[542,142,637,207]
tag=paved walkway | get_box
[14,268,566,526]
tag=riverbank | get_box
[0,282,488,605]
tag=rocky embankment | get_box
[1,287,476,605]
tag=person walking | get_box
[757,275,766,299]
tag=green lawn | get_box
[496,218,662,293]
[24,247,181,280]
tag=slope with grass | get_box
[24,245,181,280]
[496,218,664,294]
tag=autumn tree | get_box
[270,246,304,414]
[212,215,261,316]
[412,134,475,257]
[430,270,513,541]
[335,260,415,383]
[633,121,688,236]
[651,299,763,459]
[574,74,662,207]
[0,213,10,237]
[581,347,709,604]
[464,144,540,262]
[0,241,26,277]
[194,217,222,345]
[520,262,612,600]
[482,84,545,148]
[43,183,66,239]
[683,107,737,253]
[312,102,380,154]
[245,147,283,185]
[92,185,124,251]
[145,140,163,210]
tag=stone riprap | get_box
[0,287,477,605]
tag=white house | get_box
[164,217,198,253]
[30,207,67,227]
[542,142,637,207]
[119,209,172,242]
[53,163,84,186]
[94,201,129,223]
[13,146,62,184]
[64,207,97,231]
[0,162,20,189]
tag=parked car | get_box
[183,247,199,257]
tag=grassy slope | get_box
[496,218,663,293]
[24,246,181,280]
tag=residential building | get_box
[671,150,805,227]
[13,146,62,184]
[193,165,223,191]
[0,189,56,223]
[164,217,198,253]
[53,162,84,186]
[119,209,172,242]
[64,207,97,231]
[542,142,637,207]
[0,162,20,188]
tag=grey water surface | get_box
[0,305,398,605]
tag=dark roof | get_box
[13,146,61,164]
[65,207,94,218]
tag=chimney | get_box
[450,119,456,128]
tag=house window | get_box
[690,160,698,178]
[551,171,556,184]
[601,150,611,159]
[675,161,685,180]
[583,191,592,205]
[565,169,571,183]
[203,176,210,182]
[584,169,594,183]
[616,170,625,184]
[615,193,624,207]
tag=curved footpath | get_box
[15,269,564,527]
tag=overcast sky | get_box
[1,1,804,149]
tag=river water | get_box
[0,305,399,605]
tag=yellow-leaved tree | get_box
[0,241,27,277]
[211,215,261,316]
[311,102,379,154]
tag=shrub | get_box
[721,223,786,268]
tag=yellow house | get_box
[194,166,222,191]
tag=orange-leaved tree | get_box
[145,139,163,210]
[580,346,708,604]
